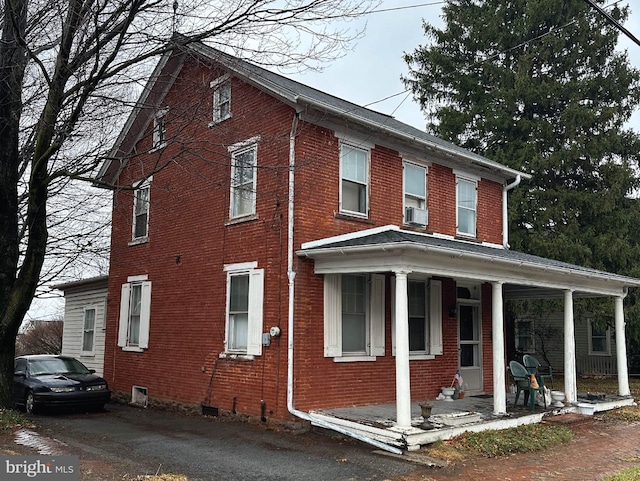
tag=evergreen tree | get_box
[403,0,640,276]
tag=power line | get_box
[581,0,640,47]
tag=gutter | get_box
[285,112,403,455]
[502,175,521,249]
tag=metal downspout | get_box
[502,175,521,248]
[285,113,403,455]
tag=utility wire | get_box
[581,0,640,47]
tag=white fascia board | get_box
[300,225,400,250]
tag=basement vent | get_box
[131,385,148,407]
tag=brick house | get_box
[97,36,640,449]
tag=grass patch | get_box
[603,404,640,423]
[0,409,33,434]
[422,424,574,459]
[603,466,640,481]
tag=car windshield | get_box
[28,358,91,376]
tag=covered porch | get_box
[297,225,640,451]
[311,391,635,451]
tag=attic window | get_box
[152,108,168,150]
[210,74,231,124]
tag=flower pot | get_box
[419,402,433,417]
[458,391,465,399]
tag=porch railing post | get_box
[564,289,577,403]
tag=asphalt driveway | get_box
[6,403,419,481]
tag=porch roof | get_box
[297,225,640,298]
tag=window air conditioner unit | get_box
[405,207,428,226]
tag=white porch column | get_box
[615,296,631,396]
[491,282,507,415]
[564,289,577,403]
[394,270,412,429]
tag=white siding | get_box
[61,284,108,376]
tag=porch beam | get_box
[394,270,412,429]
[615,296,630,396]
[491,282,507,415]
[564,290,577,403]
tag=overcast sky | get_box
[291,0,640,132]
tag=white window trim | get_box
[80,305,99,355]
[229,139,259,219]
[150,108,169,152]
[130,177,152,245]
[118,278,152,352]
[390,277,442,358]
[338,141,370,218]
[324,273,385,361]
[403,160,428,226]
[588,319,611,356]
[455,174,478,238]
[210,74,232,125]
[224,263,264,356]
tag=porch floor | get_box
[310,391,635,451]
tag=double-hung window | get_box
[224,262,264,356]
[339,142,369,216]
[152,108,168,150]
[456,174,477,237]
[391,278,443,357]
[211,74,231,124]
[132,178,151,242]
[229,138,258,219]
[515,319,535,353]
[118,276,152,351]
[403,162,428,226]
[324,273,385,360]
[588,320,611,355]
[81,306,97,354]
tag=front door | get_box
[458,303,483,392]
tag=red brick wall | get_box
[104,54,505,421]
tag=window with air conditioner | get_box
[403,162,428,226]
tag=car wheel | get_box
[25,392,36,415]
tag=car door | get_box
[13,358,28,405]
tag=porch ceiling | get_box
[297,225,640,298]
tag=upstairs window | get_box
[211,74,231,124]
[152,108,168,150]
[403,162,428,226]
[132,178,151,242]
[339,143,369,216]
[456,175,477,237]
[229,138,259,219]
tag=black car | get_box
[13,355,111,414]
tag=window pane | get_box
[230,313,248,350]
[82,331,94,352]
[342,180,366,213]
[134,187,149,238]
[460,344,477,367]
[405,164,426,197]
[341,145,367,183]
[84,309,96,330]
[342,274,367,353]
[231,148,255,217]
[408,281,426,352]
[409,317,426,351]
[230,275,249,311]
[128,284,142,345]
[592,337,606,352]
[459,305,476,341]
[458,209,475,235]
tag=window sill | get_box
[219,352,254,361]
[333,355,377,363]
[122,346,144,353]
[79,353,95,358]
[208,115,231,127]
[588,352,612,357]
[149,143,166,153]
[408,354,436,361]
[455,234,479,242]
[225,214,258,226]
[128,237,148,246]
[334,212,374,224]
